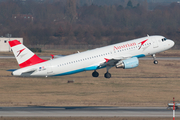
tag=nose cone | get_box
[167,39,175,48]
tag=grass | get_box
[0,58,180,107]
[0,50,180,107]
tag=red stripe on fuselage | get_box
[8,40,21,47]
[19,54,47,68]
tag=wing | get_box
[51,54,65,59]
[98,55,132,68]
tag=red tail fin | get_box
[9,40,47,68]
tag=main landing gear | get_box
[104,72,111,78]
[152,54,158,64]
[92,70,112,78]
[92,66,112,78]
[92,70,99,77]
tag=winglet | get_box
[50,54,54,59]
[9,40,47,68]
[104,58,109,63]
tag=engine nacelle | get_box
[116,57,139,69]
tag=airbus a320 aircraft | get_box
[8,35,174,78]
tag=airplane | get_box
[8,35,174,78]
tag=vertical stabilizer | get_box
[9,40,47,68]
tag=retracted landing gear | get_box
[152,54,158,64]
[92,70,99,77]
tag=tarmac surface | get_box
[0,106,180,117]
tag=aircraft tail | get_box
[9,40,47,68]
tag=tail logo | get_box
[17,48,26,57]
[138,39,148,50]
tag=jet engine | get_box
[116,57,139,69]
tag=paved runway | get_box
[0,106,180,117]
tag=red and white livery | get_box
[8,35,174,78]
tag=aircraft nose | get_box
[167,39,175,48]
[170,40,175,47]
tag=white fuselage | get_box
[12,35,174,77]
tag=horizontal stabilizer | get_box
[22,68,37,74]
[7,69,17,72]
[54,55,65,58]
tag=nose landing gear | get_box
[152,54,158,64]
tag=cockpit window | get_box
[162,38,167,41]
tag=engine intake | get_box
[116,57,139,69]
